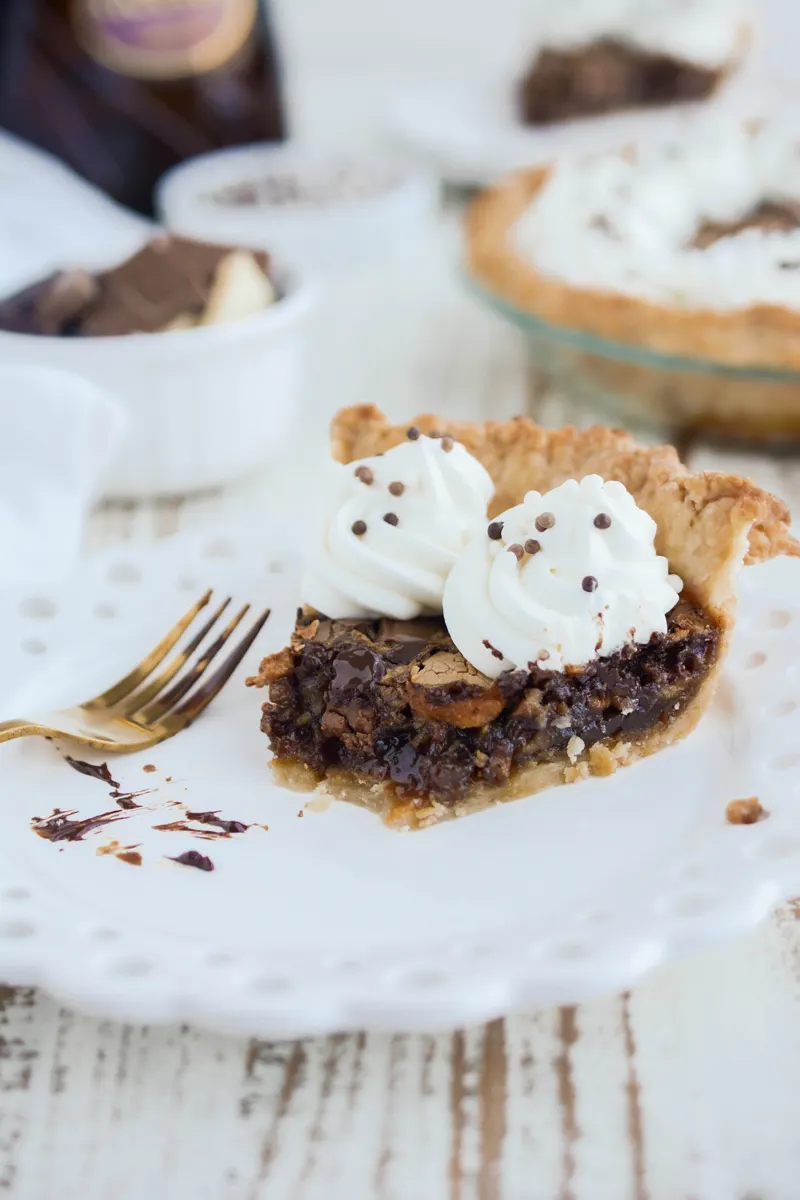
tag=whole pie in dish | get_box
[466,119,800,439]
[518,0,748,125]
[248,405,797,828]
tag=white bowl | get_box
[0,278,316,499]
[156,143,439,279]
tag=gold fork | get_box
[0,591,270,752]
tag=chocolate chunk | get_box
[524,539,541,555]
[582,576,598,592]
[383,512,399,526]
[354,466,374,485]
[535,512,555,532]
[487,521,504,540]
[388,481,405,496]
[352,520,367,536]
[593,513,612,529]
[508,543,524,560]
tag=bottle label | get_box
[73,0,257,80]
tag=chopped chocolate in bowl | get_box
[0,236,277,338]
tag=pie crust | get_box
[465,167,800,372]
[251,407,798,825]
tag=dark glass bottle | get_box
[0,0,285,215]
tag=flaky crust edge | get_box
[464,166,800,371]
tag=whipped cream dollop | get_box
[442,475,682,679]
[301,431,494,620]
[514,118,800,311]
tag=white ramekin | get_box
[0,278,316,498]
[156,143,439,279]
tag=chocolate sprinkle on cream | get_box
[383,512,399,526]
[351,520,367,536]
[508,543,524,560]
[524,539,541,555]
[482,639,504,661]
[594,513,612,529]
[354,465,374,485]
[406,425,421,440]
[388,480,405,496]
[487,521,504,540]
[168,850,214,872]
[582,575,599,592]
[535,512,555,532]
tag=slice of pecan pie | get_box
[249,405,798,828]
[517,5,748,126]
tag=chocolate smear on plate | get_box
[65,757,119,788]
[151,820,225,841]
[168,850,214,872]
[32,808,125,842]
[185,810,249,834]
[109,787,156,811]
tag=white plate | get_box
[0,526,798,1037]
[387,75,773,186]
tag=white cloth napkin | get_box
[0,365,128,589]
[0,132,148,589]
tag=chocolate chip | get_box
[406,425,421,440]
[354,465,374,485]
[388,481,405,496]
[352,520,367,536]
[428,429,442,439]
[594,513,611,529]
[535,512,555,532]
[487,521,504,540]
[508,543,524,560]
[383,513,399,526]
[440,436,454,452]
[524,539,541,555]
[780,261,800,270]
[582,576,598,592]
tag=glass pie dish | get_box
[467,276,800,448]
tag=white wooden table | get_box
[5,239,800,1200]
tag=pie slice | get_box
[249,405,798,828]
[518,37,738,126]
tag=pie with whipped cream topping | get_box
[466,119,800,369]
[248,405,798,828]
[518,0,748,125]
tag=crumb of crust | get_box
[247,645,294,686]
[566,735,586,764]
[297,809,304,818]
[143,764,157,773]
[726,796,767,825]
[588,743,618,776]
[564,760,591,784]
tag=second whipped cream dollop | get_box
[301,430,494,620]
[443,475,682,679]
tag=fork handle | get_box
[0,720,52,744]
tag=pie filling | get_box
[519,39,721,125]
[258,602,719,807]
